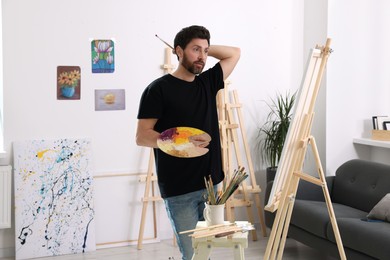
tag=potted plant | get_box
[258,91,296,183]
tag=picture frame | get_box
[383,121,390,130]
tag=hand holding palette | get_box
[157,127,211,158]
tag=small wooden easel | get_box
[217,83,267,239]
[264,39,346,260]
[137,48,175,249]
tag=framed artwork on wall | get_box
[91,39,115,73]
[57,66,81,100]
[94,89,125,111]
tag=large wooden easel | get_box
[217,83,267,239]
[264,39,346,260]
[137,48,175,249]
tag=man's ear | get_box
[175,46,184,59]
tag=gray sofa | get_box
[265,159,390,260]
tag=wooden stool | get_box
[191,221,249,260]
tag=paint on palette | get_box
[13,139,96,259]
[157,127,211,158]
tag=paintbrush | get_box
[155,34,174,51]
[204,166,248,205]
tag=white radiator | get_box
[0,165,12,229]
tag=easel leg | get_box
[151,180,157,238]
[277,196,296,260]
[264,174,300,260]
[245,204,257,241]
[264,193,289,259]
[266,195,296,260]
[253,194,267,237]
[225,199,236,222]
[310,137,347,260]
[137,149,155,249]
[137,197,149,249]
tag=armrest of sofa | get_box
[296,176,335,201]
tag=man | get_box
[136,25,240,259]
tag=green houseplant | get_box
[258,91,296,183]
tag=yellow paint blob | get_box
[37,149,50,159]
[174,127,204,145]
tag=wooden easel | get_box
[137,150,160,249]
[264,39,346,260]
[137,48,175,249]
[217,83,267,239]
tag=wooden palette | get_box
[157,127,211,158]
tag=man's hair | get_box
[174,25,210,50]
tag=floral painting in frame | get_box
[57,66,81,100]
[13,138,96,259]
[91,39,115,73]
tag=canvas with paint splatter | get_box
[13,139,96,259]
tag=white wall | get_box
[327,0,390,174]
[0,0,305,257]
[302,0,328,176]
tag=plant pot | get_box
[61,86,75,98]
[266,167,277,183]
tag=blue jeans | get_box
[163,188,209,260]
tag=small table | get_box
[191,221,249,260]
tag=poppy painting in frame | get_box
[91,39,115,73]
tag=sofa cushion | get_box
[327,218,390,260]
[291,200,367,239]
[332,159,390,212]
[367,193,390,222]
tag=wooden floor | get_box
[2,228,336,260]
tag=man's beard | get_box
[182,54,205,75]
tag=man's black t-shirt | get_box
[137,63,224,198]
